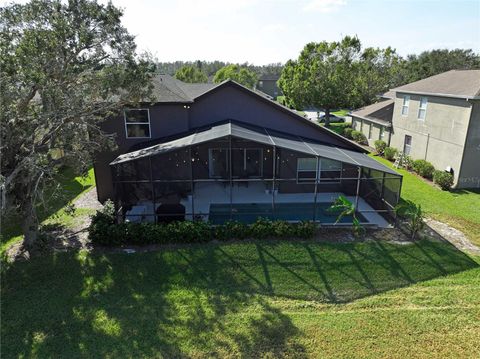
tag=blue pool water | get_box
[209,202,367,225]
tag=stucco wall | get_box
[390,93,472,186]
[351,117,391,147]
[458,101,480,188]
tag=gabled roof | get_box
[150,74,217,103]
[350,100,394,127]
[110,120,399,176]
[391,70,480,99]
[147,75,366,153]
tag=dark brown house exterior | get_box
[94,75,401,226]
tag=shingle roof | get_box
[150,74,217,103]
[350,99,394,127]
[391,70,480,99]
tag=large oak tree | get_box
[278,36,402,125]
[0,0,155,249]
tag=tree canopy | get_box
[0,0,155,249]
[174,65,208,83]
[402,49,480,83]
[213,64,258,88]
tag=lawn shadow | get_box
[2,236,478,357]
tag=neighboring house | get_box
[351,70,480,189]
[350,93,394,147]
[256,74,282,99]
[94,74,401,226]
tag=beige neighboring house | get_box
[351,70,480,189]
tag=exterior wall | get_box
[94,83,360,202]
[257,79,282,98]
[351,117,391,147]
[95,103,189,202]
[458,101,480,188]
[390,93,472,187]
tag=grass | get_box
[2,239,479,358]
[372,156,480,246]
[331,109,350,117]
[0,168,96,254]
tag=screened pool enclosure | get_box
[110,122,402,227]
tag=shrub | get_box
[88,216,319,246]
[351,130,367,144]
[343,127,353,139]
[374,140,387,155]
[395,202,424,240]
[383,147,397,161]
[402,155,414,171]
[412,159,435,179]
[433,170,454,190]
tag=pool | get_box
[209,202,367,225]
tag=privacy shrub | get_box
[88,215,319,246]
[383,147,397,161]
[374,140,387,155]
[351,130,367,144]
[343,127,353,139]
[433,170,454,191]
[412,159,435,179]
[402,155,414,171]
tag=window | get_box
[208,148,228,178]
[319,158,342,183]
[124,109,150,138]
[418,97,428,120]
[401,95,410,116]
[232,148,263,177]
[379,126,385,140]
[297,158,342,183]
[403,135,412,155]
[258,81,263,87]
[297,158,317,183]
[368,124,373,140]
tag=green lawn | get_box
[0,168,96,254]
[331,109,350,117]
[372,156,480,246]
[2,239,479,358]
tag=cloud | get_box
[303,0,347,13]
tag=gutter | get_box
[390,89,480,101]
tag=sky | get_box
[2,0,480,64]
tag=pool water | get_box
[209,202,367,225]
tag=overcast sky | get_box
[3,0,480,64]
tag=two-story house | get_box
[351,70,480,189]
[93,74,401,226]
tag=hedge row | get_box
[89,201,318,246]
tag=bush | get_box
[402,155,414,171]
[351,130,367,144]
[412,159,435,179]
[343,127,353,139]
[433,170,454,191]
[374,140,387,155]
[88,216,319,246]
[383,147,397,161]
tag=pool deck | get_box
[181,182,391,228]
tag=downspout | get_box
[354,166,362,211]
[424,133,430,160]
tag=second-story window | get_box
[124,109,151,138]
[401,95,410,116]
[418,97,428,120]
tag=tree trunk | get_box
[21,201,39,250]
[325,108,331,127]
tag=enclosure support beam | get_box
[228,135,233,220]
[272,146,276,218]
[355,166,362,210]
[313,156,320,222]
[189,146,195,221]
[149,156,156,224]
